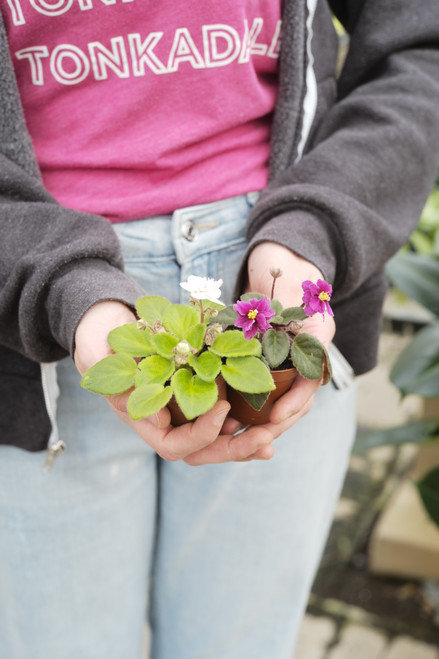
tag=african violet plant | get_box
[81,271,333,422]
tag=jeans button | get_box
[181,220,198,241]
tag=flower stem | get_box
[198,300,205,323]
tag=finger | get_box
[183,424,274,466]
[151,401,231,461]
[221,416,247,435]
[238,444,275,461]
[269,376,320,425]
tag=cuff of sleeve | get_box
[45,259,144,356]
[234,208,340,298]
[248,209,339,283]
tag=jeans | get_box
[0,194,357,659]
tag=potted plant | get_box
[81,271,333,425]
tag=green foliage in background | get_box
[354,173,439,527]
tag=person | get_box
[0,1,438,658]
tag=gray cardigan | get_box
[1,0,439,450]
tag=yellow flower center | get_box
[248,309,258,319]
[319,291,330,302]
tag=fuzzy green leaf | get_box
[81,353,137,395]
[281,307,307,323]
[321,346,333,385]
[189,351,222,382]
[238,390,270,411]
[171,369,219,420]
[417,466,439,527]
[240,292,265,302]
[210,330,262,358]
[270,299,283,315]
[262,329,290,368]
[221,356,275,393]
[163,304,199,339]
[127,383,173,420]
[152,333,179,359]
[270,315,286,325]
[107,323,154,357]
[215,305,238,325]
[135,355,174,387]
[184,323,206,352]
[199,299,225,319]
[290,333,325,380]
[136,296,171,324]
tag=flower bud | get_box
[174,340,191,355]
[270,267,283,279]
[204,323,223,346]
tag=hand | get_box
[245,242,336,425]
[74,301,273,464]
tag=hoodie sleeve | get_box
[0,159,144,364]
[246,0,439,303]
[0,19,142,363]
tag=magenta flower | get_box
[302,279,334,318]
[233,297,275,340]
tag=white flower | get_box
[180,275,224,305]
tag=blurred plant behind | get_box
[354,169,439,527]
[403,170,439,257]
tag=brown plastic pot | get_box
[167,375,227,426]
[227,367,298,425]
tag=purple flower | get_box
[302,279,334,318]
[233,297,275,340]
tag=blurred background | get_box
[293,160,439,656]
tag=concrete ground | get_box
[293,329,439,658]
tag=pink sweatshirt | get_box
[3,0,281,221]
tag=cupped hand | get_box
[245,241,336,426]
[74,301,273,464]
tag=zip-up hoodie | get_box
[1,0,439,452]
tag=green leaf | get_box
[417,467,439,527]
[353,419,439,454]
[262,329,290,368]
[136,296,171,324]
[107,323,154,357]
[240,292,265,302]
[409,230,434,255]
[390,323,439,397]
[270,299,283,315]
[189,351,222,382]
[221,356,275,393]
[419,189,439,231]
[215,305,238,325]
[210,330,262,358]
[200,299,225,314]
[171,369,219,420]
[238,390,270,411]
[386,252,439,316]
[321,346,333,385]
[184,323,206,352]
[290,333,325,380]
[127,384,173,420]
[163,304,199,339]
[270,315,286,325]
[281,307,307,323]
[81,353,137,395]
[135,355,174,387]
[152,333,179,359]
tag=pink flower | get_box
[302,279,334,318]
[233,297,275,340]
